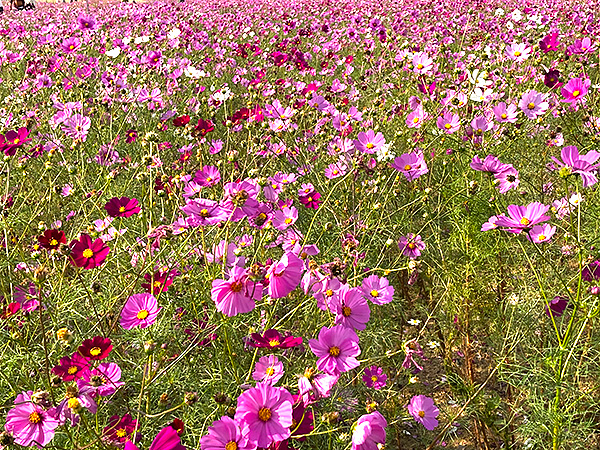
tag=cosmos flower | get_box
[51,353,90,381]
[234,383,294,448]
[194,165,221,187]
[54,388,97,427]
[561,77,590,104]
[120,293,161,330]
[526,224,556,243]
[248,329,303,349]
[266,252,304,299]
[103,414,138,445]
[519,90,548,119]
[78,336,113,360]
[201,416,254,450]
[297,368,339,405]
[362,366,387,390]
[211,266,263,317]
[505,42,531,62]
[398,233,426,259]
[252,355,285,385]
[492,102,518,123]
[299,191,321,209]
[125,426,185,450]
[77,362,124,397]
[5,391,60,448]
[545,296,568,318]
[1,127,31,156]
[470,154,504,173]
[360,275,394,305]
[62,114,91,141]
[494,202,551,233]
[69,234,110,269]
[353,130,386,154]
[391,151,429,181]
[494,165,520,193]
[436,111,460,134]
[77,14,98,31]
[308,325,361,376]
[550,146,600,188]
[272,206,299,230]
[352,411,387,450]
[407,395,439,431]
[330,284,371,331]
[104,197,141,218]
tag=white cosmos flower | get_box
[167,28,181,40]
[105,47,121,58]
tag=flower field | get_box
[0,0,600,448]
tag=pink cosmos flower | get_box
[505,43,531,62]
[252,355,284,385]
[77,362,124,397]
[470,154,503,173]
[266,252,304,299]
[353,130,386,154]
[406,106,428,128]
[324,161,348,179]
[330,284,371,331]
[546,296,568,318]
[470,115,490,135]
[309,325,361,376]
[181,198,230,226]
[234,383,293,448]
[54,390,97,426]
[540,32,560,53]
[526,224,556,243]
[519,90,548,119]
[407,395,439,431]
[298,368,339,405]
[492,102,518,123]
[550,146,600,188]
[194,165,221,187]
[436,111,460,134]
[561,77,591,104]
[390,151,428,181]
[398,233,426,259]
[120,293,161,330]
[61,36,81,54]
[352,411,387,450]
[412,52,433,74]
[211,266,263,317]
[272,206,298,230]
[125,426,185,450]
[201,416,254,450]
[248,329,303,349]
[5,391,59,448]
[222,179,260,221]
[362,366,387,390]
[360,275,394,305]
[494,202,551,233]
[62,113,91,141]
[494,165,520,193]
[13,283,41,312]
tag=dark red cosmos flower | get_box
[299,191,321,210]
[125,129,138,144]
[104,197,141,218]
[51,352,90,381]
[103,414,138,444]
[1,127,31,156]
[249,329,303,349]
[193,118,214,137]
[78,336,113,360]
[69,234,110,269]
[38,229,66,250]
[141,270,174,294]
[169,418,185,436]
[0,301,20,319]
[173,115,190,127]
[544,69,562,89]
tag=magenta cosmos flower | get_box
[407,395,439,431]
[436,111,460,134]
[546,296,568,318]
[1,127,31,156]
[234,383,294,448]
[330,284,371,331]
[248,329,303,349]
[5,391,59,448]
[252,355,284,385]
[361,274,394,305]
[494,202,550,233]
[125,426,185,450]
[298,368,339,405]
[390,152,428,181]
[105,197,141,218]
[352,411,387,450]
[211,266,263,317]
[69,234,110,269]
[550,146,600,188]
[51,352,90,381]
[201,416,254,450]
[309,325,361,376]
[120,293,161,330]
[526,224,556,243]
[77,362,124,397]
[363,365,387,389]
[470,154,504,173]
[266,252,304,299]
[103,414,137,445]
[561,77,590,104]
[398,233,426,259]
[353,130,386,154]
[194,165,221,187]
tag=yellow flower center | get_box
[50,238,58,246]
[404,164,412,171]
[90,347,102,356]
[67,366,79,375]
[332,170,339,175]
[329,346,340,357]
[119,206,126,213]
[137,309,149,320]
[29,412,42,424]
[520,217,530,226]
[258,407,272,422]
[527,102,535,110]
[514,51,521,57]
[199,208,209,218]
[307,196,313,202]
[501,113,507,119]
[572,90,580,97]
[418,410,425,418]
[413,117,420,124]
[325,289,334,297]
[538,234,546,241]
[67,398,81,410]
[225,442,238,450]
[366,143,374,149]
[69,45,74,50]
[230,281,244,293]
[417,63,423,69]
[284,218,292,224]
[444,123,451,129]
[370,289,379,298]
[371,375,378,382]
[265,367,275,376]
[13,138,20,145]
[82,248,94,258]
[408,242,416,249]
[116,428,127,438]
[342,306,352,317]
[269,340,280,347]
